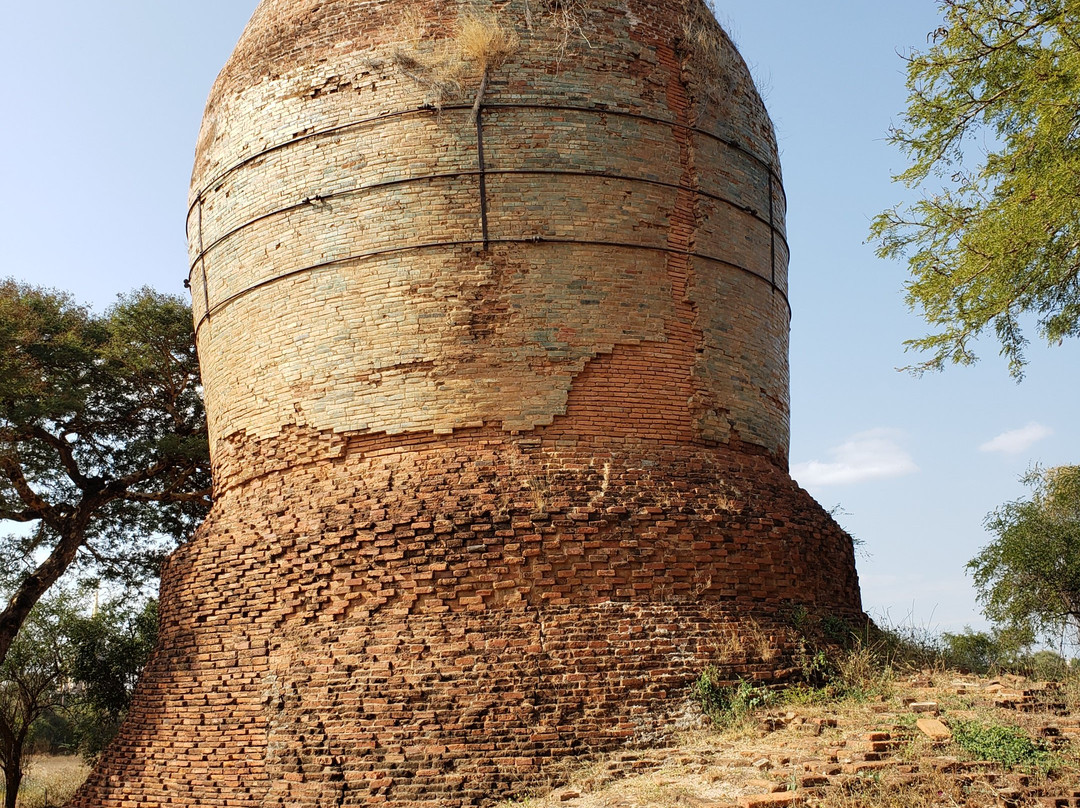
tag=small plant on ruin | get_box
[679,1,739,106]
[691,668,777,728]
[833,643,894,700]
[723,618,780,664]
[393,7,519,115]
[392,9,467,108]
[457,10,520,70]
[539,0,595,64]
[457,9,521,118]
[950,720,1053,773]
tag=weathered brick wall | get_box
[186,0,789,462]
[73,435,861,807]
[70,1,862,805]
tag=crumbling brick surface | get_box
[186,0,790,459]
[72,434,861,807]
[70,0,863,805]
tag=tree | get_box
[0,281,210,668]
[970,465,1080,644]
[939,625,1034,673]
[0,595,72,808]
[67,598,158,758]
[870,0,1080,378]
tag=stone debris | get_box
[991,684,1069,714]
[916,717,952,740]
[505,670,1077,808]
[737,793,806,808]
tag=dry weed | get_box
[743,619,782,663]
[457,9,520,70]
[509,456,552,514]
[680,0,738,106]
[392,6,519,112]
[817,764,1000,808]
[541,0,594,63]
[392,10,466,108]
[704,619,782,665]
[708,628,743,662]
[835,644,895,698]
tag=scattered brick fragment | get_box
[916,718,952,740]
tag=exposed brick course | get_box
[70,1,862,805]
[74,435,860,807]
[185,0,790,457]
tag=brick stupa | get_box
[71,1,863,805]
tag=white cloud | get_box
[979,422,1053,455]
[791,428,918,487]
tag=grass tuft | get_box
[392,6,519,110]
[680,1,739,106]
[690,668,779,729]
[457,10,520,70]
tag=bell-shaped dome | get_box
[185,0,791,483]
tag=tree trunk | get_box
[3,758,20,808]
[0,518,89,665]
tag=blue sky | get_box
[2,1,1076,636]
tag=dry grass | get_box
[707,627,744,663]
[457,10,519,70]
[816,765,1002,808]
[680,0,739,106]
[491,662,1080,808]
[1,756,90,808]
[833,644,895,699]
[704,619,785,665]
[392,6,519,110]
[392,0,598,96]
[392,9,466,108]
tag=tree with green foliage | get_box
[939,624,1037,673]
[970,465,1080,644]
[870,0,1080,377]
[0,594,73,808]
[67,598,158,758]
[0,281,210,669]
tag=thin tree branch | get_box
[28,426,89,489]
[0,457,53,522]
[0,507,38,523]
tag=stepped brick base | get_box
[70,430,861,807]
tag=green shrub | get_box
[951,720,1051,771]
[939,629,1005,673]
[821,614,855,646]
[1022,649,1070,681]
[691,668,776,727]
